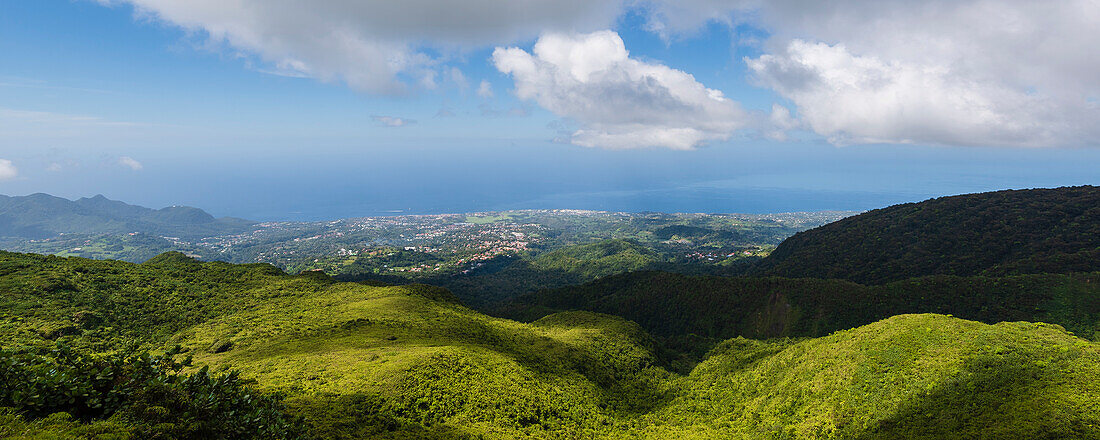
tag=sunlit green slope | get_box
[177,286,667,439]
[187,292,1100,439]
[2,251,1098,439]
[646,315,1100,439]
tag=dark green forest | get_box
[500,270,1100,361]
[753,186,1100,283]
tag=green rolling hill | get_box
[337,239,672,309]
[0,251,1098,438]
[498,270,1100,361]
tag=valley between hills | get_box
[1,186,1099,439]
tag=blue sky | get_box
[1,0,1097,220]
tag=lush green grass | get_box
[187,302,1100,439]
[0,410,132,440]
[0,251,304,350]
[177,282,666,438]
[2,251,1099,438]
[644,315,1100,439]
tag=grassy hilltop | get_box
[1,251,1098,439]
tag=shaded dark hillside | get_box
[752,186,1100,284]
[499,270,1100,344]
[0,193,255,240]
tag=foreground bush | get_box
[0,344,308,439]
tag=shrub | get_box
[0,344,309,439]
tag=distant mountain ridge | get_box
[0,193,256,240]
[751,186,1100,284]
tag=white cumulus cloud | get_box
[493,31,748,150]
[764,103,801,142]
[0,159,18,181]
[746,40,1068,147]
[646,0,1100,147]
[118,156,144,170]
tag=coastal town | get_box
[3,209,855,275]
[186,209,853,274]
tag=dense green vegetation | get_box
[0,345,306,439]
[1,250,1098,438]
[0,233,221,265]
[0,251,300,350]
[335,239,749,308]
[753,186,1100,284]
[652,224,739,241]
[499,270,1100,359]
[656,315,1100,439]
[0,194,254,241]
[421,239,668,307]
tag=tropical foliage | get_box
[0,344,306,439]
[500,270,1100,344]
[1,251,1098,438]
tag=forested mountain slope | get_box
[337,239,675,308]
[499,270,1100,344]
[751,186,1100,284]
[1,251,1098,438]
[0,193,255,240]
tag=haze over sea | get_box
[4,141,1093,222]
